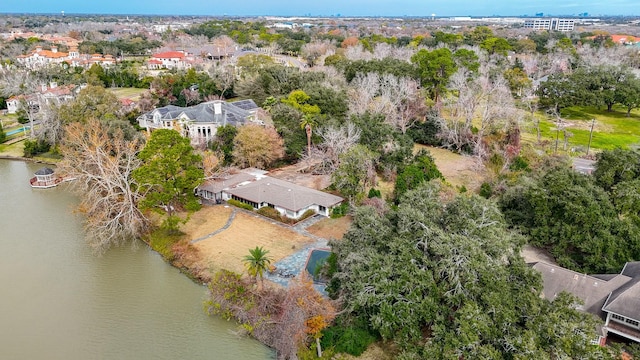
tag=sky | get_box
[2,0,638,17]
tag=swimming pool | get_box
[305,249,331,282]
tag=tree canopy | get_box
[329,183,606,359]
[133,129,203,231]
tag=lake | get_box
[0,159,273,360]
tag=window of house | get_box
[611,313,626,323]
[625,318,639,327]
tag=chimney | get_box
[52,46,58,53]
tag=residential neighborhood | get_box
[2,9,640,360]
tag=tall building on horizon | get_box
[524,18,575,31]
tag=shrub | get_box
[298,209,315,221]
[227,199,254,211]
[331,203,348,218]
[257,206,282,219]
[509,155,530,172]
[321,318,378,356]
[23,139,51,157]
[367,188,381,198]
[479,181,493,199]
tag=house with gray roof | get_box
[532,261,640,345]
[137,99,261,146]
[196,169,343,219]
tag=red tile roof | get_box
[152,51,185,59]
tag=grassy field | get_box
[0,139,25,157]
[109,87,146,101]
[525,105,640,151]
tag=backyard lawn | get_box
[109,87,147,101]
[192,208,314,274]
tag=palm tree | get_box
[300,113,317,156]
[243,246,273,288]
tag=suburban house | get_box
[6,82,80,114]
[532,261,640,345]
[137,99,261,146]
[16,46,117,70]
[146,50,195,70]
[196,169,343,219]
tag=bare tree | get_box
[36,100,64,146]
[348,72,379,115]
[348,73,425,133]
[58,119,148,253]
[208,61,236,99]
[180,88,200,106]
[0,66,37,97]
[316,122,361,173]
[300,40,335,67]
[442,65,517,158]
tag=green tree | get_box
[210,124,237,165]
[615,75,640,117]
[411,48,457,103]
[330,183,606,358]
[394,150,444,200]
[500,166,635,273]
[593,148,640,192]
[243,246,273,288]
[57,85,120,124]
[452,48,480,73]
[133,129,204,232]
[480,37,512,56]
[281,89,321,115]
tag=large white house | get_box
[137,99,262,146]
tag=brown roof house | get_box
[533,261,640,345]
[196,169,343,219]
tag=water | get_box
[305,249,331,280]
[0,160,273,360]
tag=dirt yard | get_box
[268,162,332,190]
[191,207,315,274]
[306,216,352,240]
[415,144,486,191]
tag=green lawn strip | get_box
[145,227,184,260]
[109,87,146,100]
[528,106,640,150]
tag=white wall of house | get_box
[6,99,20,114]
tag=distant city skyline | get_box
[3,0,638,17]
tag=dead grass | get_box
[306,216,353,240]
[193,211,314,274]
[414,144,486,191]
[180,205,232,240]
